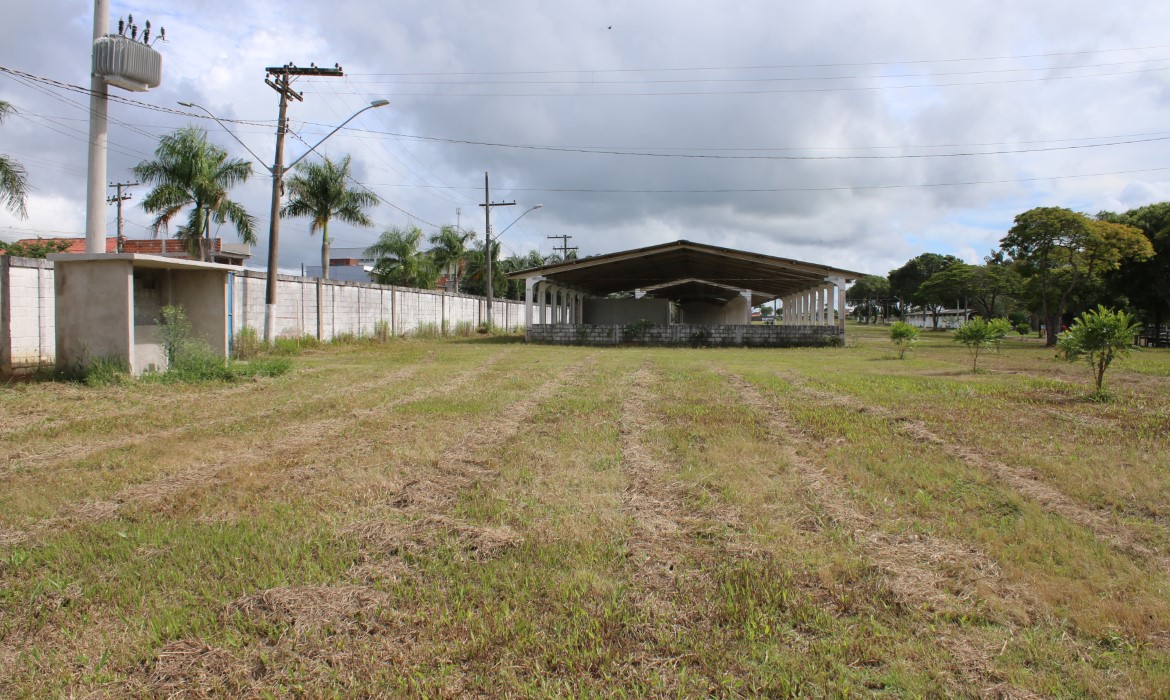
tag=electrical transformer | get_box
[92,35,162,92]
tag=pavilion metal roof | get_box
[507,240,864,302]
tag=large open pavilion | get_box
[508,240,864,347]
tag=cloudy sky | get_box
[3,0,1170,276]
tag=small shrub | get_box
[452,321,475,337]
[689,328,711,347]
[622,319,655,343]
[953,317,1012,371]
[414,323,441,339]
[232,326,263,360]
[168,340,232,382]
[889,321,919,359]
[272,334,320,355]
[373,320,391,343]
[1056,305,1142,398]
[158,305,191,368]
[82,356,129,387]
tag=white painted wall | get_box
[1,258,530,377]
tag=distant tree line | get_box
[849,205,1165,346]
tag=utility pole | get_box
[547,234,577,260]
[85,0,110,254]
[262,63,343,343]
[478,172,514,328]
[106,181,137,252]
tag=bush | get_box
[82,356,129,387]
[232,326,263,360]
[373,320,391,343]
[1056,305,1142,398]
[272,334,320,355]
[413,323,441,339]
[889,321,919,359]
[158,305,191,368]
[953,317,1013,371]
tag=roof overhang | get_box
[508,240,863,303]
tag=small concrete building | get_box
[508,240,863,347]
[50,254,235,375]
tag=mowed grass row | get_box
[0,327,1168,697]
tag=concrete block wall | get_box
[528,323,842,348]
[1,257,55,377]
[0,258,526,377]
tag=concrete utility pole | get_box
[106,181,137,252]
[548,234,577,260]
[478,172,514,327]
[261,63,343,343]
[85,0,110,254]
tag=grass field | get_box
[1,324,1168,698]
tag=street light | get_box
[178,98,389,342]
[486,203,543,325]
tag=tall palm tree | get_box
[133,126,256,261]
[280,154,377,280]
[365,224,438,289]
[428,224,475,291]
[0,101,29,218]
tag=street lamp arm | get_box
[177,102,270,170]
[496,204,544,238]
[285,99,390,171]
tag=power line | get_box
[337,57,1170,86]
[361,165,1170,194]
[332,127,1170,161]
[321,64,1170,97]
[347,42,1170,76]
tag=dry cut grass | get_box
[1,326,1169,697]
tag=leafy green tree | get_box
[1056,305,1142,396]
[365,224,437,288]
[888,253,963,314]
[889,321,920,359]
[428,225,476,291]
[914,262,969,328]
[1000,207,1152,346]
[280,154,377,280]
[133,126,256,261]
[953,317,1013,371]
[0,237,71,258]
[847,275,890,323]
[0,101,29,218]
[1100,203,1170,332]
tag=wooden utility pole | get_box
[106,181,137,252]
[262,63,342,343]
[547,234,577,260]
[478,172,514,328]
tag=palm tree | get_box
[460,237,505,297]
[0,101,29,218]
[365,224,438,289]
[133,126,256,261]
[428,225,475,291]
[280,154,377,280]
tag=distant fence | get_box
[1,256,532,378]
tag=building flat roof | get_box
[508,239,864,302]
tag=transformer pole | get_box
[85,0,110,254]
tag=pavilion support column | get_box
[825,284,835,327]
[826,276,850,339]
[525,276,543,328]
[741,290,753,324]
[814,288,823,325]
[537,282,547,325]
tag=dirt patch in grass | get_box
[783,372,1170,575]
[344,514,523,561]
[226,584,398,634]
